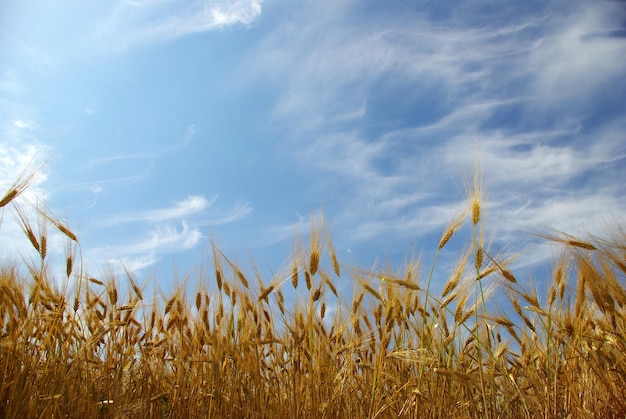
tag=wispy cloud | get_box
[113,254,160,273]
[115,222,203,254]
[528,4,626,107]
[73,124,196,198]
[14,120,38,130]
[88,124,196,169]
[76,161,155,192]
[87,222,203,273]
[244,1,626,260]
[501,191,626,238]
[442,126,624,186]
[98,0,263,50]
[0,70,26,96]
[86,196,252,273]
[207,201,254,226]
[105,195,216,225]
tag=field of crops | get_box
[1,165,625,418]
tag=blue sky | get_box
[1,0,625,291]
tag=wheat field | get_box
[1,164,625,418]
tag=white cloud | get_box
[84,197,251,273]
[0,70,25,95]
[510,193,624,238]
[102,195,251,227]
[243,1,626,257]
[118,222,203,254]
[78,161,155,191]
[444,131,586,185]
[529,3,626,105]
[106,195,215,225]
[208,0,262,26]
[99,0,263,49]
[14,120,38,130]
[88,124,196,169]
[77,124,196,194]
[148,195,213,221]
[207,201,253,225]
[110,254,160,273]
[85,221,203,273]
[247,5,545,131]
[303,133,387,180]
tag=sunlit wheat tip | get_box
[0,189,18,208]
[196,292,202,310]
[39,235,47,260]
[65,256,73,278]
[386,278,421,291]
[215,268,223,291]
[258,284,275,303]
[312,287,322,302]
[26,227,40,253]
[235,269,249,289]
[475,246,483,270]
[276,289,285,314]
[567,239,596,251]
[88,277,105,286]
[309,250,320,276]
[525,305,548,316]
[500,268,516,283]
[352,292,364,314]
[477,266,495,280]
[438,210,467,250]
[291,263,299,289]
[441,291,458,309]
[439,229,455,250]
[330,246,340,277]
[548,287,556,306]
[472,199,480,226]
[361,282,381,301]
[320,271,338,297]
[165,296,175,315]
[51,219,78,242]
[441,273,460,299]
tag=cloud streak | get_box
[207,202,254,226]
[70,124,196,203]
[86,222,203,273]
[88,124,196,169]
[105,195,216,225]
[99,0,262,50]
[115,222,203,255]
[86,195,252,273]
[243,0,626,264]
